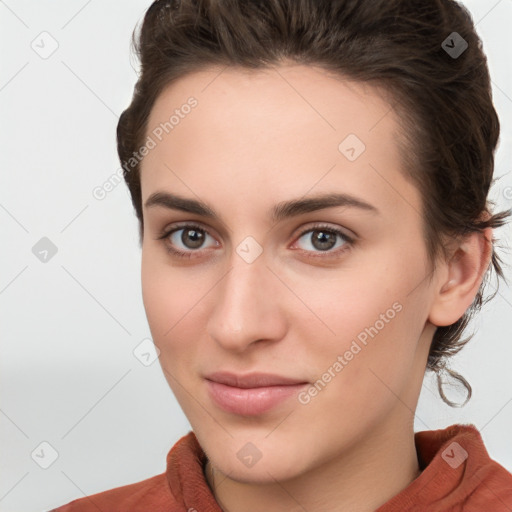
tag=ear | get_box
[428,227,493,327]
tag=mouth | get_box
[204,371,309,416]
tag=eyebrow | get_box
[144,191,379,223]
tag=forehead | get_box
[140,64,420,221]
[146,63,396,140]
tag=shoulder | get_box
[461,456,512,511]
[49,431,202,511]
[419,423,512,511]
[49,471,178,511]
[379,423,512,511]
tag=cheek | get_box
[141,258,167,337]
[141,252,186,345]
[296,264,400,342]
[299,254,423,381]
[141,252,209,375]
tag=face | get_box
[139,64,438,483]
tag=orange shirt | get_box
[51,423,512,511]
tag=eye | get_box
[156,222,354,260]
[157,223,219,259]
[291,224,354,257]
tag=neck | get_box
[205,414,422,512]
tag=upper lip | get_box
[205,371,308,388]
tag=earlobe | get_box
[428,227,493,327]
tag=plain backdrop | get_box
[1,1,511,511]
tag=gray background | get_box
[1,1,511,511]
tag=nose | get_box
[206,247,287,353]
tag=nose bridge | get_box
[219,244,269,328]
[207,240,283,350]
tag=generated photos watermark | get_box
[298,301,403,405]
[92,96,198,201]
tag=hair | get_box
[117,0,511,407]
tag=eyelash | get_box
[156,222,355,260]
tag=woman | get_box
[53,0,512,510]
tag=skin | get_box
[139,63,492,512]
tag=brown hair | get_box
[117,0,511,406]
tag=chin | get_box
[204,437,313,484]
[220,460,301,484]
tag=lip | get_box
[205,371,308,388]
[205,372,309,416]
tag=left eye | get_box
[293,226,352,254]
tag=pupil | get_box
[313,230,336,251]
[183,228,204,249]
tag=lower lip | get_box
[206,380,308,416]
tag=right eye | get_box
[157,223,220,259]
